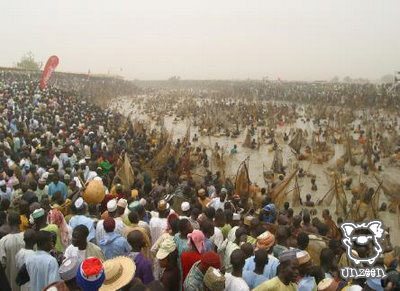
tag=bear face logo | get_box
[340,220,384,266]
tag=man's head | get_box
[220,188,227,202]
[322,209,330,220]
[128,211,139,225]
[204,207,215,220]
[293,215,302,228]
[317,223,329,236]
[230,249,246,273]
[103,217,116,233]
[72,225,89,250]
[23,229,37,249]
[278,251,300,285]
[127,230,144,252]
[276,226,289,244]
[284,202,290,210]
[53,174,60,184]
[178,218,193,237]
[287,208,294,218]
[107,199,118,217]
[7,211,21,227]
[297,232,309,250]
[241,243,254,259]
[254,249,269,269]
[200,219,215,239]
[235,227,248,244]
[181,202,191,216]
[303,212,311,224]
[36,230,54,252]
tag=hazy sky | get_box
[1,0,399,80]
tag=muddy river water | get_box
[110,96,400,245]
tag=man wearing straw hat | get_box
[99,256,136,291]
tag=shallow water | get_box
[110,96,400,245]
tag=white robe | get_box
[0,232,25,291]
[15,248,35,291]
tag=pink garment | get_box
[48,209,69,248]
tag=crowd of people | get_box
[0,71,399,291]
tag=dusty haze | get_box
[1,0,399,80]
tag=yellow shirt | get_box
[19,215,29,232]
[253,276,297,291]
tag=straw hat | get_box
[99,256,136,291]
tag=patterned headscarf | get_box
[48,208,70,248]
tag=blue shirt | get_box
[243,270,268,289]
[204,238,215,252]
[26,250,60,291]
[48,181,68,199]
[99,232,131,260]
[243,255,279,280]
[69,215,96,242]
[298,275,317,291]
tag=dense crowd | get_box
[0,72,399,291]
[138,79,399,110]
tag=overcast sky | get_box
[1,0,399,80]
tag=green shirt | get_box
[41,224,63,253]
[220,224,232,240]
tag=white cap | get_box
[117,198,128,209]
[107,199,117,212]
[181,201,190,212]
[0,180,5,186]
[74,197,84,210]
[139,198,147,206]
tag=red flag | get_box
[39,55,59,90]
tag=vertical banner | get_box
[39,55,59,90]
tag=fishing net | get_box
[235,159,250,199]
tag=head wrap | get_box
[188,230,205,254]
[48,209,69,248]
